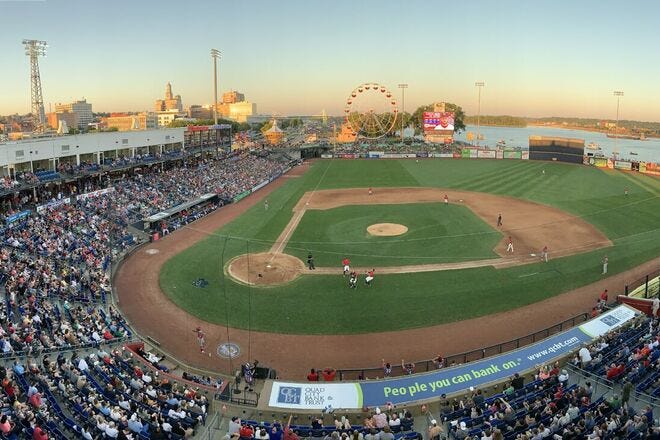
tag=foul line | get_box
[270,160,333,254]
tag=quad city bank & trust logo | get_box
[278,386,329,406]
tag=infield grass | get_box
[284,203,501,267]
[159,159,660,334]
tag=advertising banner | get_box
[521,151,529,160]
[639,162,646,173]
[504,151,522,159]
[436,153,454,158]
[233,190,251,203]
[367,152,383,158]
[470,150,479,159]
[614,160,632,171]
[403,154,417,158]
[477,150,496,159]
[423,112,455,132]
[5,210,30,225]
[453,152,462,159]
[383,154,402,159]
[339,154,357,159]
[36,198,71,213]
[496,151,504,160]
[321,154,334,159]
[461,149,471,159]
[593,157,608,168]
[269,382,362,410]
[416,152,429,158]
[269,305,637,409]
[77,187,116,201]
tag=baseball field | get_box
[155,159,660,335]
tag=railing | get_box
[624,267,660,299]
[0,337,135,363]
[337,312,589,381]
[196,411,221,440]
[215,383,260,407]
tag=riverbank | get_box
[527,123,660,139]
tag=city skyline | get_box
[1,0,659,121]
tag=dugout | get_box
[528,136,585,164]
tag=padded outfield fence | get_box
[336,312,589,381]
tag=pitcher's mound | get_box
[227,252,305,286]
[367,223,408,236]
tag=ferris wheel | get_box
[344,83,398,139]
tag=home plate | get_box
[530,253,537,257]
[266,264,272,268]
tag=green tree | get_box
[411,103,466,134]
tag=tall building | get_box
[155,82,183,112]
[222,90,245,104]
[54,99,93,130]
[104,112,158,131]
[156,110,186,127]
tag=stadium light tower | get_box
[613,90,624,154]
[211,49,221,125]
[475,82,485,147]
[23,39,48,132]
[398,83,408,144]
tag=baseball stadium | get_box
[3,3,660,438]
[1,124,659,440]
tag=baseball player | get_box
[541,246,549,262]
[368,187,373,196]
[506,236,514,253]
[193,327,206,353]
[307,253,316,270]
[342,257,350,276]
[497,214,503,227]
[444,194,448,205]
[348,271,358,289]
[365,269,375,286]
[264,199,269,210]
[602,255,608,274]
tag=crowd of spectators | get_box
[575,314,660,396]
[1,345,211,439]
[111,152,285,222]
[0,151,292,437]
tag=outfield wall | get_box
[321,149,658,177]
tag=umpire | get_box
[307,252,316,270]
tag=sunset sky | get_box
[1,0,659,120]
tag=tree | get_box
[168,118,249,133]
[410,103,466,134]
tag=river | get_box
[454,125,660,163]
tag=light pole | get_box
[475,82,485,147]
[23,39,48,132]
[613,90,624,154]
[398,83,408,144]
[211,49,221,125]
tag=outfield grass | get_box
[283,203,500,267]
[159,159,660,334]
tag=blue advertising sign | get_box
[360,327,588,406]
[5,210,31,224]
